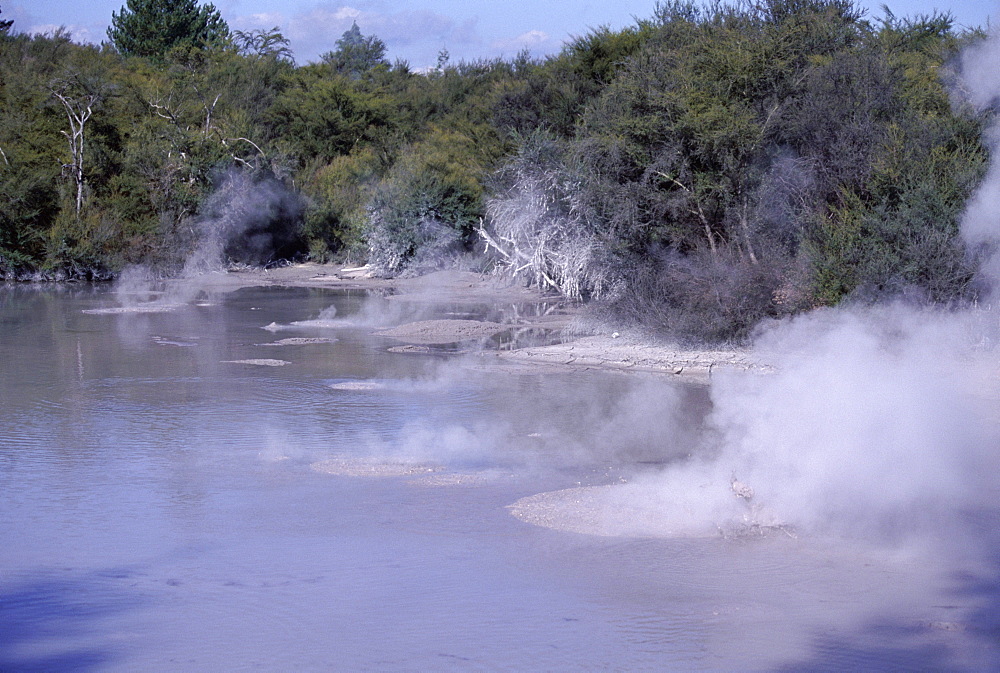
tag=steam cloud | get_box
[633,30,1000,545]
[111,170,302,309]
[182,170,302,277]
[960,28,1000,294]
[479,30,1000,549]
[705,307,995,543]
[635,29,1000,546]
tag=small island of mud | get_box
[204,263,766,379]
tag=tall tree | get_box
[322,22,388,79]
[107,0,229,61]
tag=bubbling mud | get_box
[507,471,789,539]
[407,472,494,487]
[375,319,508,344]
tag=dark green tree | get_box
[322,22,388,79]
[0,4,13,36]
[107,0,229,61]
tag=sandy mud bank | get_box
[213,263,762,378]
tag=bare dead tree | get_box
[51,80,100,216]
[201,92,221,136]
[481,165,617,301]
[147,89,268,174]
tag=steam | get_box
[262,295,417,332]
[960,28,1000,293]
[107,171,302,311]
[181,171,302,277]
[704,307,994,542]
[510,31,1000,547]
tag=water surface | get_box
[1,284,997,671]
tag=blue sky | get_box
[8,0,997,69]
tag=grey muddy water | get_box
[1,283,998,671]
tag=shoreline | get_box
[211,263,768,381]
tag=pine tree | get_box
[107,0,229,61]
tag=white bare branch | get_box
[481,163,616,301]
[51,84,99,216]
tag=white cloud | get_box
[234,4,483,66]
[233,12,287,29]
[490,29,558,55]
[26,22,102,44]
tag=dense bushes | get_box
[480,0,989,343]
[0,0,992,343]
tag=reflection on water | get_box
[0,283,998,671]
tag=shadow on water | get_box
[0,567,145,672]
[776,509,1000,672]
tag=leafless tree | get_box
[51,78,100,216]
[481,161,617,301]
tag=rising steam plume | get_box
[507,28,1000,550]
[182,170,303,275]
[959,30,1000,294]
[112,170,302,308]
[674,27,1000,544]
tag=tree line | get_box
[0,0,992,343]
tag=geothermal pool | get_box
[1,283,997,671]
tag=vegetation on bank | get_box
[0,0,991,343]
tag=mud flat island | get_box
[489,334,767,380]
[196,262,769,380]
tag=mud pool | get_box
[1,283,998,671]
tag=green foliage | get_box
[366,127,487,274]
[480,0,988,342]
[491,54,581,138]
[321,23,388,80]
[269,67,393,163]
[107,0,230,62]
[0,0,991,345]
[232,27,294,64]
[0,34,65,271]
[809,117,986,304]
[300,148,383,261]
